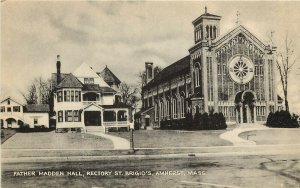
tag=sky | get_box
[1,1,300,114]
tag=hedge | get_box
[160,112,227,130]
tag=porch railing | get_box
[103,121,128,126]
[82,101,102,106]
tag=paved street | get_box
[2,153,300,188]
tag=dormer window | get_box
[84,78,94,84]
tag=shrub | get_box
[266,111,299,128]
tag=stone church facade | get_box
[140,8,282,128]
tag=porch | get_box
[82,103,130,133]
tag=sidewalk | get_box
[220,124,269,146]
[87,132,130,150]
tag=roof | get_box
[83,84,116,93]
[192,11,221,25]
[98,66,121,85]
[83,84,102,91]
[277,95,283,101]
[24,104,49,112]
[51,73,69,88]
[143,55,190,90]
[102,103,131,109]
[56,73,83,89]
[101,87,116,93]
[0,96,23,106]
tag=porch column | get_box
[115,110,118,131]
[245,104,249,123]
[253,103,256,123]
[240,102,243,124]
[126,108,129,131]
[81,110,86,133]
[235,107,239,124]
[101,110,104,126]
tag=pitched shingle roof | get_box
[143,55,190,90]
[101,87,116,93]
[83,84,102,91]
[83,84,116,93]
[24,104,49,112]
[51,73,69,88]
[56,74,83,89]
[97,66,121,85]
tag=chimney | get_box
[145,62,154,84]
[56,55,61,84]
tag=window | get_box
[65,110,73,122]
[58,111,63,122]
[166,100,170,119]
[64,90,70,102]
[84,78,94,84]
[180,97,185,118]
[154,103,158,122]
[259,65,264,75]
[71,91,74,102]
[34,118,38,125]
[255,66,258,76]
[58,91,63,102]
[13,106,20,112]
[160,101,164,118]
[172,98,177,119]
[75,91,81,102]
[7,100,10,105]
[194,63,201,87]
[0,106,5,112]
[7,107,11,112]
[217,64,221,75]
[73,110,80,122]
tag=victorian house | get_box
[51,55,130,133]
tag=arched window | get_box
[166,99,170,119]
[210,25,213,39]
[172,97,177,119]
[213,26,217,39]
[206,25,209,39]
[194,62,201,87]
[180,96,185,118]
[160,100,164,119]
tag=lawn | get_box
[1,131,114,149]
[1,129,17,144]
[108,129,231,148]
[239,128,300,145]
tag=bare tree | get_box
[276,33,297,112]
[21,84,38,104]
[119,82,140,108]
[21,76,52,105]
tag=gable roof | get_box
[97,66,121,85]
[0,96,23,106]
[143,55,190,90]
[214,25,267,50]
[24,104,49,112]
[57,73,83,89]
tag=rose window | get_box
[229,56,254,84]
[233,59,249,79]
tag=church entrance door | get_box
[235,91,256,124]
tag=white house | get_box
[0,97,50,129]
[51,55,130,133]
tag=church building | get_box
[140,8,282,128]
